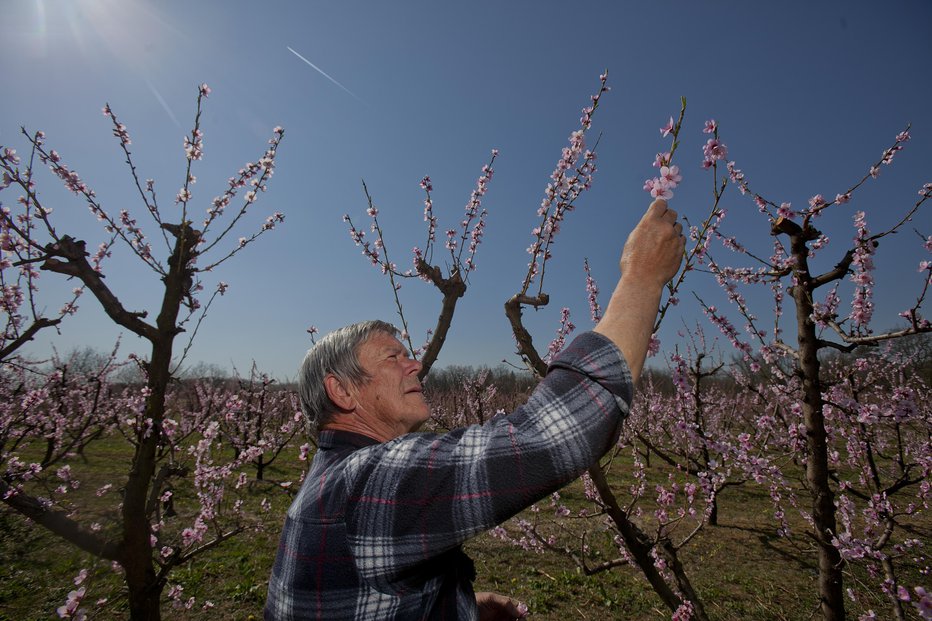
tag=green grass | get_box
[1,435,929,620]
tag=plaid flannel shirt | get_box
[265,331,632,620]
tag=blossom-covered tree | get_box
[210,363,303,482]
[694,118,931,620]
[0,85,285,620]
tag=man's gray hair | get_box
[299,320,399,436]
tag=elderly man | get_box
[266,199,685,620]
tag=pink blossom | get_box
[57,587,86,619]
[913,587,932,619]
[672,600,694,621]
[647,333,660,357]
[650,181,674,200]
[299,443,312,461]
[703,119,717,134]
[199,83,211,97]
[660,116,674,137]
[881,144,903,165]
[702,138,727,167]
[660,165,682,186]
[808,194,826,209]
[777,203,794,219]
[726,161,746,191]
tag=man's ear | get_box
[324,374,355,412]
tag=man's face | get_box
[350,332,430,437]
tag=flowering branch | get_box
[344,152,497,377]
[520,72,608,297]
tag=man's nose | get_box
[407,357,423,374]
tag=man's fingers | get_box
[475,591,529,620]
[647,199,678,223]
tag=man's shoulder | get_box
[288,436,385,519]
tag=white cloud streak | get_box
[145,79,181,128]
[287,46,364,104]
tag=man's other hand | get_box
[475,591,529,620]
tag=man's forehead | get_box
[361,332,404,355]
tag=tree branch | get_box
[504,293,550,377]
[416,259,466,379]
[0,317,61,362]
[1,480,121,561]
[39,236,157,341]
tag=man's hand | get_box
[594,198,686,382]
[475,591,529,620]
[619,198,685,288]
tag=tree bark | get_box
[778,217,846,621]
[121,224,198,621]
[416,260,467,380]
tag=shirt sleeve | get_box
[342,331,632,595]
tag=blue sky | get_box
[2,0,931,379]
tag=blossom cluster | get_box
[459,151,497,272]
[848,211,875,329]
[523,75,607,292]
[643,113,685,200]
[701,120,727,169]
[204,125,283,232]
[544,307,575,363]
[583,258,602,323]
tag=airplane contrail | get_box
[145,79,181,128]
[287,46,364,103]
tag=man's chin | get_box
[409,407,431,433]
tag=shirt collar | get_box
[317,429,382,451]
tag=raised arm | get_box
[594,198,685,382]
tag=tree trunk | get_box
[708,496,718,527]
[121,225,196,621]
[590,467,709,621]
[257,456,266,481]
[785,223,846,621]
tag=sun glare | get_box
[30,0,179,72]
